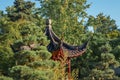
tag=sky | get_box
[87,0,120,27]
[0,0,120,27]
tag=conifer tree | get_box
[0,13,15,77]
[0,0,64,79]
[0,76,13,80]
[87,13,118,33]
[83,43,120,80]
[6,0,35,21]
[9,20,66,80]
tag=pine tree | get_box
[0,0,65,79]
[9,21,65,80]
[83,43,120,80]
[0,12,15,77]
[6,0,35,21]
[87,13,118,33]
[0,76,13,80]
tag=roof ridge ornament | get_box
[46,19,51,25]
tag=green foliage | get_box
[0,0,64,79]
[0,18,22,46]
[112,45,120,61]
[0,0,120,80]
[107,30,120,39]
[0,46,14,76]
[87,13,118,33]
[10,65,56,80]
[38,0,90,44]
[83,53,120,80]
[0,76,13,80]
[83,69,120,80]
[6,0,35,21]
[82,42,120,80]
[99,43,112,53]
[8,21,63,80]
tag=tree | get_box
[38,0,90,44]
[0,10,4,18]
[9,21,65,80]
[0,13,16,77]
[87,13,118,33]
[0,76,13,80]
[6,0,35,21]
[70,32,107,79]
[83,43,120,80]
[0,0,65,79]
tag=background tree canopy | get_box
[0,0,120,80]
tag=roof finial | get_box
[46,19,51,25]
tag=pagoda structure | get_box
[45,19,89,80]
